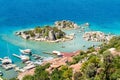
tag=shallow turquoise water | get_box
[0,22,120,79]
[0,0,120,79]
[0,24,102,79]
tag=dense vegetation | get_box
[23,64,73,80]
[99,36,120,53]
[78,52,120,80]
[23,63,50,80]
[68,51,88,65]
[23,26,65,39]
[76,36,120,80]
[50,65,72,80]
[9,36,120,80]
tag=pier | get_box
[12,54,30,62]
[43,52,56,56]
[13,54,21,59]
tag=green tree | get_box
[103,52,113,80]
[73,72,82,80]
[60,65,73,80]
[34,63,50,80]
[34,26,42,33]
[26,30,35,37]
[50,68,62,80]
[23,75,34,80]
[94,75,101,80]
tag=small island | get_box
[83,31,114,42]
[55,20,80,30]
[16,26,75,43]
[16,20,113,43]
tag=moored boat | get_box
[0,71,3,76]
[20,55,30,62]
[2,57,12,64]
[19,49,32,55]
[1,57,16,70]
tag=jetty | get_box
[32,54,41,60]
[42,52,55,55]
[13,54,21,58]
[13,54,30,62]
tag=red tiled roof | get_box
[61,53,74,57]
[61,50,80,57]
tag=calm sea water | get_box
[0,0,120,79]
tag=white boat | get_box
[19,49,31,55]
[53,51,61,55]
[1,57,17,70]
[20,55,30,62]
[2,57,12,64]
[52,50,62,56]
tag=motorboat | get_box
[2,57,12,65]
[20,55,30,62]
[19,49,31,55]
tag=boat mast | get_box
[6,42,10,58]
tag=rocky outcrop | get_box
[15,32,22,35]
[49,30,56,40]
[55,20,79,30]
[83,31,114,42]
[15,26,74,43]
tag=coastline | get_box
[0,22,116,79]
[17,35,120,80]
[15,20,80,43]
[17,50,81,80]
[0,0,120,79]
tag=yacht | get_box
[20,55,30,62]
[19,49,31,55]
[2,57,12,65]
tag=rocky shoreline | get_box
[15,26,75,43]
[15,20,114,43]
[83,31,114,42]
[15,20,86,43]
[55,20,80,30]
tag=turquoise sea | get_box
[0,0,120,79]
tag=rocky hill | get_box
[16,26,74,42]
[55,20,80,30]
